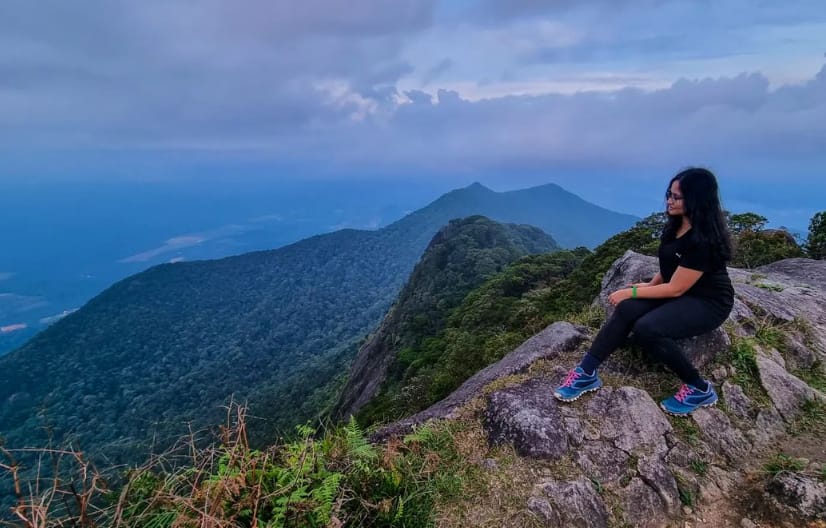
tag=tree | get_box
[728,212,804,268]
[806,211,826,260]
[728,212,768,236]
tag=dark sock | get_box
[689,378,709,392]
[578,353,601,376]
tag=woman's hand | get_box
[608,288,634,306]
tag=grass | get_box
[568,304,606,330]
[669,416,701,447]
[718,334,772,408]
[1,404,482,528]
[689,459,708,477]
[788,399,826,436]
[753,317,788,351]
[792,316,825,354]
[794,361,826,392]
[674,472,695,507]
[753,282,784,292]
[762,453,806,477]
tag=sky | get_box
[1,0,824,227]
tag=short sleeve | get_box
[680,238,712,272]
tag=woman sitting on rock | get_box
[555,167,735,416]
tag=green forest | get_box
[2,182,636,467]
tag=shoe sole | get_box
[553,384,602,403]
[659,399,718,417]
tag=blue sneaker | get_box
[554,367,602,402]
[660,382,718,416]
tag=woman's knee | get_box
[613,299,643,321]
[631,317,659,339]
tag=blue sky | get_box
[1,0,824,227]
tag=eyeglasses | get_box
[665,191,684,201]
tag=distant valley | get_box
[0,179,444,355]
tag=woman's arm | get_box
[633,272,663,288]
[610,267,703,305]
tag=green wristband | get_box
[632,285,637,298]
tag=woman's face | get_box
[666,180,685,216]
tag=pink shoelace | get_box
[561,369,581,387]
[674,384,694,403]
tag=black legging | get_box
[589,296,732,385]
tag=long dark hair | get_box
[662,167,732,262]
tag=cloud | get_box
[421,58,454,86]
[118,221,264,263]
[119,236,206,264]
[328,65,826,182]
[0,0,436,148]
[0,0,823,193]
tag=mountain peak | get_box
[464,182,493,193]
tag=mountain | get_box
[383,181,638,250]
[0,182,636,462]
[335,215,558,420]
[0,179,442,357]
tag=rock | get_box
[707,466,739,495]
[740,518,757,528]
[759,258,826,291]
[672,329,731,370]
[787,336,818,370]
[533,478,609,528]
[585,387,672,455]
[484,378,568,459]
[756,350,823,422]
[372,321,588,440]
[721,381,753,420]
[526,496,558,525]
[575,441,630,485]
[750,406,786,449]
[619,477,670,528]
[729,297,756,327]
[664,437,701,469]
[596,250,659,309]
[766,472,826,520]
[481,458,497,470]
[637,455,681,515]
[563,416,585,446]
[768,347,787,368]
[711,366,728,381]
[693,408,751,462]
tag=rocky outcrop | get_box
[376,254,826,526]
[371,322,587,441]
[766,472,826,521]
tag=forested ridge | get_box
[0,182,632,463]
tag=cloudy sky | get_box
[1,0,824,225]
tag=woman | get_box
[554,167,735,416]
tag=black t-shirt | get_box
[658,228,734,307]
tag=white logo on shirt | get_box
[675,252,682,258]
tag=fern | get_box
[311,472,343,523]
[344,417,377,462]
